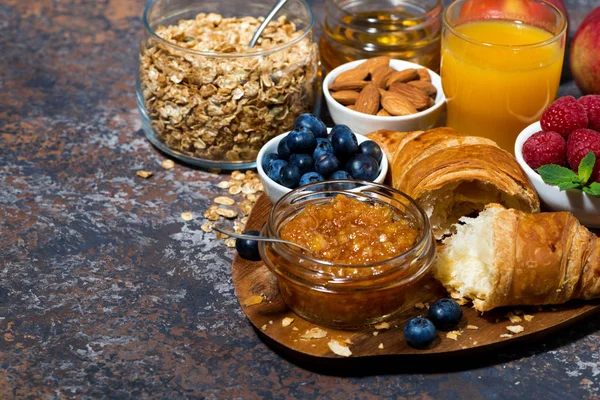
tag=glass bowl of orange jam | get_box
[259,181,436,329]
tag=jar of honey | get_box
[320,0,443,73]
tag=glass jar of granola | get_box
[138,0,319,169]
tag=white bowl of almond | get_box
[323,58,446,135]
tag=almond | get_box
[361,55,391,74]
[371,65,394,88]
[347,105,357,111]
[385,68,418,87]
[332,68,369,85]
[377,108,391,117]
[407,80,437,97]
[354,83,380,115]
[329,79,368,92]
[389,82,431,110]
[417,68,431,82]
[331,90,360,105]
[380,90,418,116]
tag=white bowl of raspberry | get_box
[515,121,600,228]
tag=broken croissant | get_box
[367,127,540,239]
[434,204,600,312]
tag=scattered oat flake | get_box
[414,302,426,309]
[372,331,379,336]
[506,325,524,334]
[161,159,175,169]
[217,181,232,189]
[292,327,299,331]
[301,327,327,339]
[216,208,238,218]
[466,325,479,330]
[282,317,295,327]
[378,343,384,349]
[214,196,235,206]
[243,295,263,307]
[224,238,236,248]
[201,222,214,233]
[136,170,153,178]
[524,315,534,322]
[374,322,390,330]
[261,324,267,331]
[344,338,353,345]
[229,185,242,195]
[473,341,478,345]
[506,312,522,323]
[500,334,513,338]
[180,212,193,221]
[327,340,352,357]
[446,331,460,340]
[232,171,246,181]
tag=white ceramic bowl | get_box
[515,121,600,228]
[257,129,388,204]
[323,59,446,135]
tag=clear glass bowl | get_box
[259,181,436,329]
[138,0,320,170]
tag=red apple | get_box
[456,0,569,29]
[570,7,600,95]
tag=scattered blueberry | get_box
[345,154,380,181]
[295,113,327,138]
[358,140,383,165]
[289,153,315,175]
[287,127,317,154]
[330,125,359,158]
[299,171,325,187]
[262,153,279,172]
[315,154,340,178]
[267,159,287,184]
[277,138,292,161]
[403,317,437,349]
[313,138,335,160]
[279,164,301,188]
[427,298,463,331]
[235,230,261,261]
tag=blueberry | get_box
[315,154,340,178]
[289,153,315,175]
[277,138,292,161]
[299,172,325,187]
[328,124,351,140]
[279,164,301,189]
[235,230,261,261]
[330,125,358,158]
[313,138,334,160]
[345,154,380,181]
[262,152,279,172]
[358,140,383,165]
[295,113,327,139]
[267,159,287,184]
[427,298,463,331]
[287,127,317,154]
[403,318,437,349]
[329,170,352,180]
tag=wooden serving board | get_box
[231,194,600,358]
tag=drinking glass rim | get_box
[142,0,315,58]
[442,0,567,49]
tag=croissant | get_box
[366,127,540,238]
[434,204,600,312]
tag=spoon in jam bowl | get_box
[212,226,312,253]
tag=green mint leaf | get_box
[583,182,600,197]
[577,151,596,184]
[537,164,582,190]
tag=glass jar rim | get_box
[266,180,433,270]
[330,0,442,32]
[443,0,567,49]
[142,0,315,58]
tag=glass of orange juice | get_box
[441,0,567,152]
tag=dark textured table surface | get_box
[2,0,600,398]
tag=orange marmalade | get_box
[280,195,419,265]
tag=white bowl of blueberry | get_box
[257,114,388,204]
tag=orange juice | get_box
[441,20,565,152]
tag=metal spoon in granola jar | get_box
[212,226,312,253]
[248,0,289,48]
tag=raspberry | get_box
[578,95,600,131]
[522,130,567,170]
[566,128,600,182]
[540,96,588,138]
